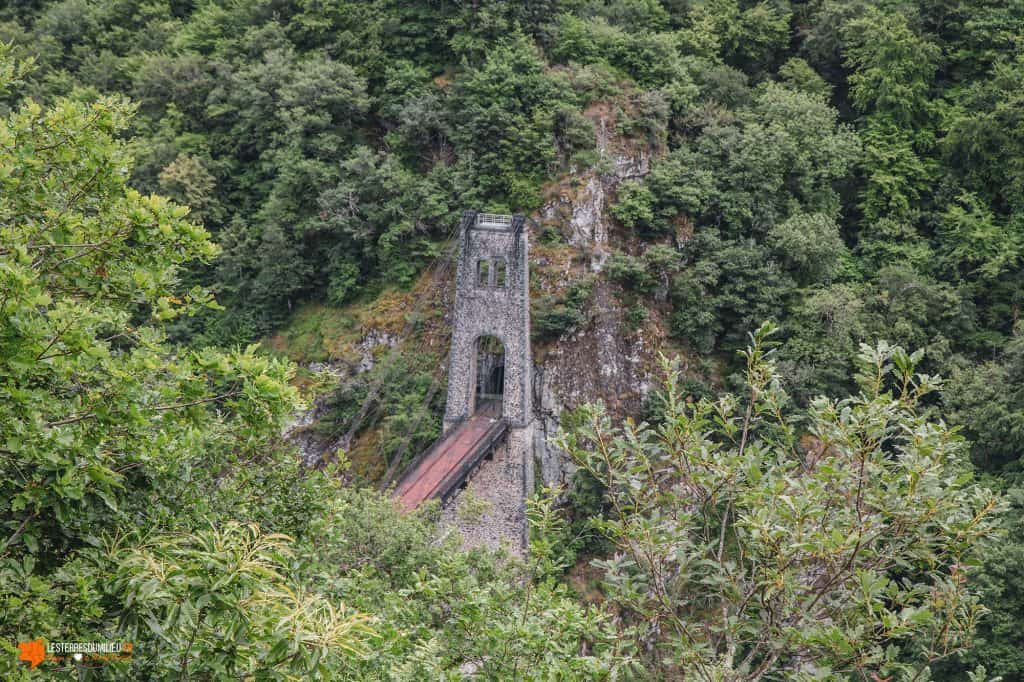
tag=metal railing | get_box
[391,416,465,494]
[391,416,509,507]
[438,418,508,505]
[476,213,513,228]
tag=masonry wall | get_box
[439,423,534,553]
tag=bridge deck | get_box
[394,414,507,511]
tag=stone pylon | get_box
[443,211,532,429]
[439,210,534,552]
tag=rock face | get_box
[282,330,399,469]
[528,109,662,493]
[283,361,346,467]
[543,173,609,251]
[532,280,659,490]
[355,331,396,373]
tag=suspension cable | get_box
[330,213,471,458]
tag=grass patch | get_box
[263,304,358,364]
[265,266,453,365]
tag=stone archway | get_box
[474,335,505,418]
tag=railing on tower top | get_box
[476,213,513,228]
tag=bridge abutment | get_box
[439,422,534,553]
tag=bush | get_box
[532,277,595,341]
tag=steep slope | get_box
[278,100,703,510]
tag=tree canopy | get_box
[2,0,1024,678]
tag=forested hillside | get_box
[2,0,1024,679]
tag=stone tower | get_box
[443,211,532,430]
[440,210,534,551]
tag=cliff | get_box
[277,101,703,522]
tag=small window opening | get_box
[494,260,507,287]
[477,259,490,286]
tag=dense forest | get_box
[2,0,1023,679]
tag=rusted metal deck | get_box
[394,414,508,511]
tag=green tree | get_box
[767,212,849,285]
[942,53,1024,213]
[937,191,1023,283]
[935,485,1024,680]
[450,34,576,208]
[557,324,1002,678]
[112,523,375,679]
[0,53,629,681]
[0,88,298,555]
[842,8,940,129]
[0,62,341,679]
[944,326,1024,473]
[671,233,793,353]
[842,9,940,222]
[316,146,455,299]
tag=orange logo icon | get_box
[18,639,45,668]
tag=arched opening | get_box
[474,335,505,418]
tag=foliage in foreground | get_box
[558,324,1003,680]
[0,58,627,680]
